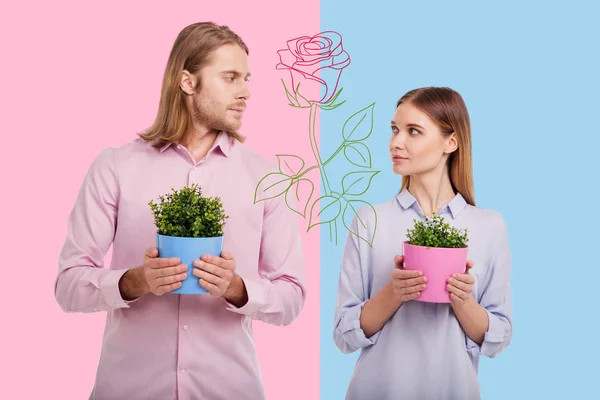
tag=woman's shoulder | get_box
[463,203,508,234]
[352,198,398,220]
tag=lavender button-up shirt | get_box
[55,132,307,400]
[334,188,512,400]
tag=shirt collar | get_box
[159,131,232,157]
[396,187,467,219]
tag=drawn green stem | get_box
[308,103,338,242]
[322,138,349,167]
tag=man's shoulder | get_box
[232,141,278,173]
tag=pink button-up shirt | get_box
[55,132,307,400]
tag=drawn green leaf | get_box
[254,172,293,203]
[285,178,314,218]
[344,142,372,168]
[277,154,305,176]
[342,103,375,141]
[343,200,377,247]
[341,171,380,196]
[308,195,342,230]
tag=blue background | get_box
[320,1,600,399]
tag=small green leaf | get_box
[342,103,375,141]
[281,79,300,107]
[285,178,314,218]
[342,200,377,247]
[308,195,342,230]
[344,142,372,168]
[254,172,293,203]
[341,171,380,196]
[276,154,305,176]
[318,99,347,111]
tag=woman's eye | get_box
[409,128,420,135]
[226,77,235,82]
[391,126,399,134]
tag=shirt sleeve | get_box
[333,213,381,354]
[224,191,307,326]
[467,214,513,358]
[54,147,135,313]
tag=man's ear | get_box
[444,132,458,154]
[180,70,196,95]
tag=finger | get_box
[465,260,474,273]
[151,257,181,268]
[193,259,226,278]
[447,277,472,293]
[152,264,188,278]
[451,273,475,285]
[447,283,467,299]
[194,269,224,286]
[400,282,426,294]
[221,250,234,261]
[155,281,182,295]
[157,272,187,286]
[392,269,422,280]
[450,292,461,303]
[394,275,427,288]
[199,278,221,295]
[403,291,421,301]
[145,247,158,258]
[199,254,227,268]
[394,255,404,267]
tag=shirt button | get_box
[183,325,189,331]
[180,368,186,374]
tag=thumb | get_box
[145,247,158,258]
[465,260,474,273]
[221,250,234,261]
[394,255,404,268]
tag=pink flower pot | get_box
[402,242,468,303]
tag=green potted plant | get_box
[402,214,469,303]
[149,183,229,295]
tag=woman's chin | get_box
[392,165,408,175]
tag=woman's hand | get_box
[447,260,476,306]
[391,255,428,302]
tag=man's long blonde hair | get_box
[139,22,248,149]
[397,87,476,206]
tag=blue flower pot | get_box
[156,233,224,295]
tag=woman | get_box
[333,87,512,400]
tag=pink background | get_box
[1,1,320,399]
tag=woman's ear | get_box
[180,70,196,95]
[444,133,458,154]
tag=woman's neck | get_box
[407,169,456,217]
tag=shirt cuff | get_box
[336,300,381,352]
[466,308,507,357]
[224,275,267,317]
[99,269,138,310]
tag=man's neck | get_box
[180,129,219,164]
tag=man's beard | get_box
[192,97,238,133]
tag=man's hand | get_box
[119,248,188,300]
[192,251,248,307]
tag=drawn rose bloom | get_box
[276,31,350,104]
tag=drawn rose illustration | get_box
[276,31,350,105]
[255,30,379,247]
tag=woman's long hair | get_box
[397,87,476,206]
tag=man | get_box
[55,22,307,400]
